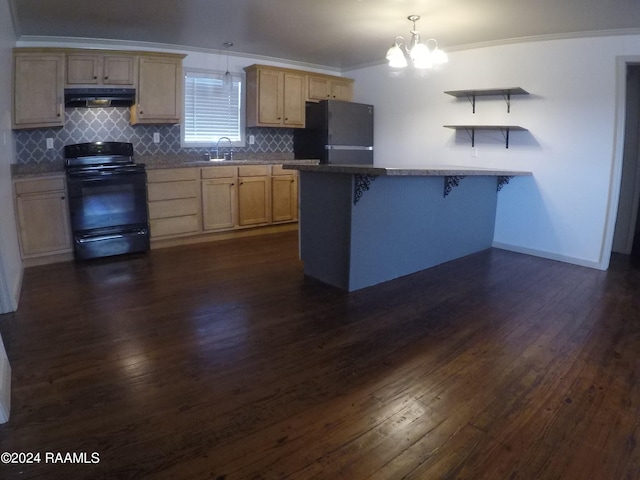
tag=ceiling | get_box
[10,0,640,70]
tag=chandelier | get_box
[385,15,448,69]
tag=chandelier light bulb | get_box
[386,43,408,68]
[386,15,446,71]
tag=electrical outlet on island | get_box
[153,132,160,144]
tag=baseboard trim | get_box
[10,265,23,312]
[0,335,11,423]
[151,223,298,250]
[492,242,605,270]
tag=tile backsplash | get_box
[14,107,293,164]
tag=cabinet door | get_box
[331,79,354,101]
[202,179,237,231]
[257,69,283,126]
[307,75,331,101]
[271,174,298,222]
[283,72,305,127]
[16,192,71,256]
[66,54,101,84]
[133,56,182,124]
[103,55,135,85]
[238,176,270,226]
[13,53,64,128]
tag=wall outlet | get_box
[46,138,54,150]
[153,132,160,143]
[249,135,255,145]
[472,147,478,158]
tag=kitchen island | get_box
[284,164,531,291]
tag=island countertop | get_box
[283,163,532,177]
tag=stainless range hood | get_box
[64,88,136,108]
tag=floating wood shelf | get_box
[443,125,528,149]
[444,87,529,113]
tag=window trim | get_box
[181,67,246,149]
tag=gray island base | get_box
[284,164,531,292]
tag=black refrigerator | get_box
[293,100,374,165]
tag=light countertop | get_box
[11,155,318,179]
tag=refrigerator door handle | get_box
[325,145,374,151]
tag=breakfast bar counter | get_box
[284,164,531,291]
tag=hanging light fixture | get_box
[386,15,448,70]
[222,41,233,94]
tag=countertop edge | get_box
[283,164,532,177]
[12,159,320,179]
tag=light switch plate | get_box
[153,133,160,143]
[46,138,54,149]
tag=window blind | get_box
[183,70,242,145]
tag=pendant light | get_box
[222,41,233,94]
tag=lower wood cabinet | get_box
[146,168,201,238]
[202,166,237,231]
[238,166,270,226]
[150,164,298,240]
[12,163,299,264]
[13,176,72,257]
[271,165,298,223]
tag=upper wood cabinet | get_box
[307,75,354,102]
[66,53,136,86]
[245,64,355,128]
[13,52,65,129]
[245,65,305,128]
[12,48,185,129]
[131,55,184,124]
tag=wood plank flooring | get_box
[1,230,639,479]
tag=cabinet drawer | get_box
[147,168,198,183]
[15,177,66,195]
[272,165,297,176]
[148,198,199,219]
[201,166,237,179]
[147,180,198,201]
[150,215,200,237]
[238,165,269,177]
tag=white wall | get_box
[349,35,640,269]
[0,0,22,313]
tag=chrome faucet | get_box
[215,137,233,160]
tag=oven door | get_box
[67,168,148,233]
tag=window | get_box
[182,69,244,147]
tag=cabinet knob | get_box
[93,75,98,80]
[104,76,109,80]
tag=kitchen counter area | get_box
[11,155,319,266]
[284,163,531,291]
[10,154,317,179]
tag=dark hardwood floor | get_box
[1,230,639,479]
